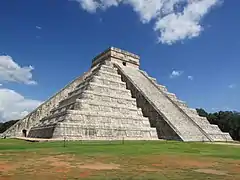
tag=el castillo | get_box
[1,47,233,142]
[0,47,239,180]
[1,1,240,179]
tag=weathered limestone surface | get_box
[116,65,232,141]
[116,65,210,141]
[3,47,233,142]
[28,62,158,140]
[145,72,233,141]
[3,71,92,137]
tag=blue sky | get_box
[0,0,239,122]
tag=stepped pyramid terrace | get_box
[2,47,233,142]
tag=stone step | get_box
[57,90,137,112]
[60,88,132,108]
[141,71,158,84]
[96,69,122,81]
[178,134,210,142]
[53,123,158,139]
[52,91,138,115]
[71,82,130,97]
[59,91,85,107]
[42,110,67,120]
[37,111,68,126]
[74,99,141,115]
[198,124,223,133]
[51,101,76,115]
[139,70,148,76]
[157,85,168,92]
[80,90,137,106]
[56,122,154,131]
[29,125,158,139]
[87,83,132,97]
[42,110,146,125]
[165,92,177,99]
[73,67,121,90]
[75,98,137,109]
[180,107,199,116]
[35,110,151,129]
[91,76,126,89]
[35,120,153,130]
[70,74,126,96]
[67,110,148,120]
[208,133,233,142]
[71,81,90,96]
[60,84,89,105]
[190,116,210,125]
[149,77,157,83]
[75,72,94,89]
[222,133,233,141]
[171,99,188,107]
[91,64,117,74]
[182,116,230,139]
[61,83,132,106]
[99,64,118,74]
[154,83,185,108]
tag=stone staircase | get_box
[144,72,232,141]
[28,63,158,140]
[116,64,233,142]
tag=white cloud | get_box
[71,0,220,44]
[170,70,184,78]
[155,0,219,44]
[188,75,194,80]
[0,88,42,122]
[36,26,42,30]
[0,55,37,85]
[72,0,99,12]
[228,84,237,89]
[0,84,2,86]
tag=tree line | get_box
[0,120,19,134]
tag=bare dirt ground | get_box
[0,153,239,180]
[1,140,239,179]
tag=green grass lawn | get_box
[0,139,239,180]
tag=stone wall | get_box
[3,72,91,137]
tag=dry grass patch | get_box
[137,154,217,170]
[78,162,120,170]
[194,169,228,176]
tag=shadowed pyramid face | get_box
[91,47,140,69]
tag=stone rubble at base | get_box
[2,47,233,142]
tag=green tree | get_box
[0,120,19,133]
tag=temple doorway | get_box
[22,129,27,137]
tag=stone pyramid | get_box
[28,61,158,140]
[3,47,233,142]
